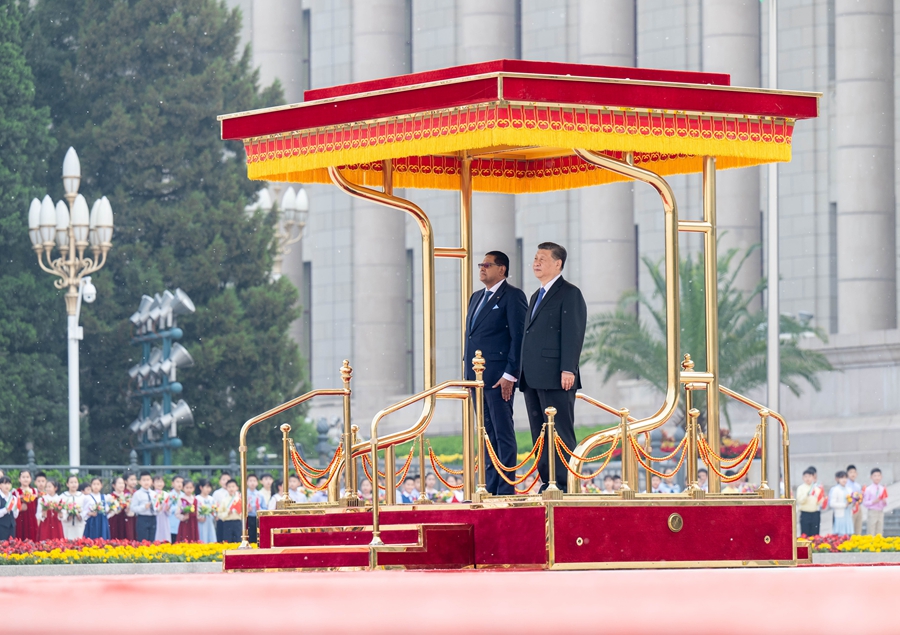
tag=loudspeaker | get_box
[170,288,196,316]
[131,295,154,326]
[160,342,194,375]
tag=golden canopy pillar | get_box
[220,59,817,494]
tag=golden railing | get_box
[567,353,791,500]
[367,351,486,546]
[236,360,353,548]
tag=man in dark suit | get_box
[464,251,528,495]
[519,242,587,493]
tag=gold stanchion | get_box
[279,424,291,510]
[686,408,704,499]
[619,408,635,500]
[339,360,361,507]
[351,424,360,501]
[473,351,488,502]
[542,407,563,501]
[384,445,396,505]
[757,409,774,498]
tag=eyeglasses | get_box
[477,263,498,269]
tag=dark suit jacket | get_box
[464,279,528,388]
[519,276,588,391]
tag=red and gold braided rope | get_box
[482,427,544,473]
[555,435,619,481]
[632,435,688,463]
[428,455,465,490]
[698,434,760,469]
[484,434,543,486]
[515,473,542,494]
[698,437,758,482]
[360,445,416,490]
[630,436,688,479]
[291,445,342,491]
[554,433,620,464]
[426,445,464,476]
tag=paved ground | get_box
[3,565,895,634]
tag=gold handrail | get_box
[368,352,485,547]
[719,385,791,497]
[328,165,438,503]
[237,382,349,548]
[569,150,681,475]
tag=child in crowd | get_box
[82,477,111,540]
[168,475,184,543]
[601,475,615,494]
[196,479,217,544]
[650,475,663,493]
[661,476,681,494]
[36,479,64,541]
[175,480,199,543]
[259,473,274,510]
[829,470,853,536]
[612,475,623,492]
[287,474,307,504]
[125,471,138,493]
[130,471,157,542]
[423,473,440,501]
[398,477,417,504]
[217,479,242,542]
[108,476,131,540]
[846,464,864,535]
[267,479,285,510]
[60,474,85,540]
[15,469,39,542]
[796,467,823,536]
[358,478,373,502]
[212,472,231,542]
[863,468,888,536]
[0,476,19,541]
[697,468,709,492]
[152,475,171,543]
[310,477,329,503]
[245,474,263,543]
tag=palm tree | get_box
[582,245,834,428]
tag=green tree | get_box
[23,0,308,463]
[0,0,68,463]
[582,246,834,427]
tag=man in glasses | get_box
[464,251,528,495]
[519,242,587,493]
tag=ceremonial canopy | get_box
[220,59,819,194]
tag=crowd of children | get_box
[0,468,290,544]
[796,464,889,537]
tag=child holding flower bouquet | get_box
[15,470,39,541]
[195,479,217,544]
[36,479,65,541]
[108,476,132,540]
[60,475,85,540]
[829,470,854,536]
[152,475,172,543]
[82,477,111,540]
[216,479,242,543]
[0,476,19,541]
[175,480,199,542]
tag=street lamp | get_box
[27,147,114,470]
[256,185,308,279]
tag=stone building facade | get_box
[226,0,900,485]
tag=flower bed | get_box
[0,538,237,565]
[805,534,900,553]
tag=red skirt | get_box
[175,512,199,542]
[108,511,128,540]
[15,496,39,542]
[37,513,64,541]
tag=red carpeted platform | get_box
[227,497,797,571]
[4,566,896,634]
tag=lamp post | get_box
[257,185,309,280]
[27,147,114,470]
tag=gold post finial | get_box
[682,354,694,371]
[472,350,485,379]
[341,359,353,384]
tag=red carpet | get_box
[3,566,895,634]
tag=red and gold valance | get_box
[221,60,817,194]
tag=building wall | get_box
[228,0,900,482]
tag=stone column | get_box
[251,0,307,104]
[351,0,411,414]
[701,0,762,302]
[836,0,896,333]
[578,0,637,319]
[457,0,519,287]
